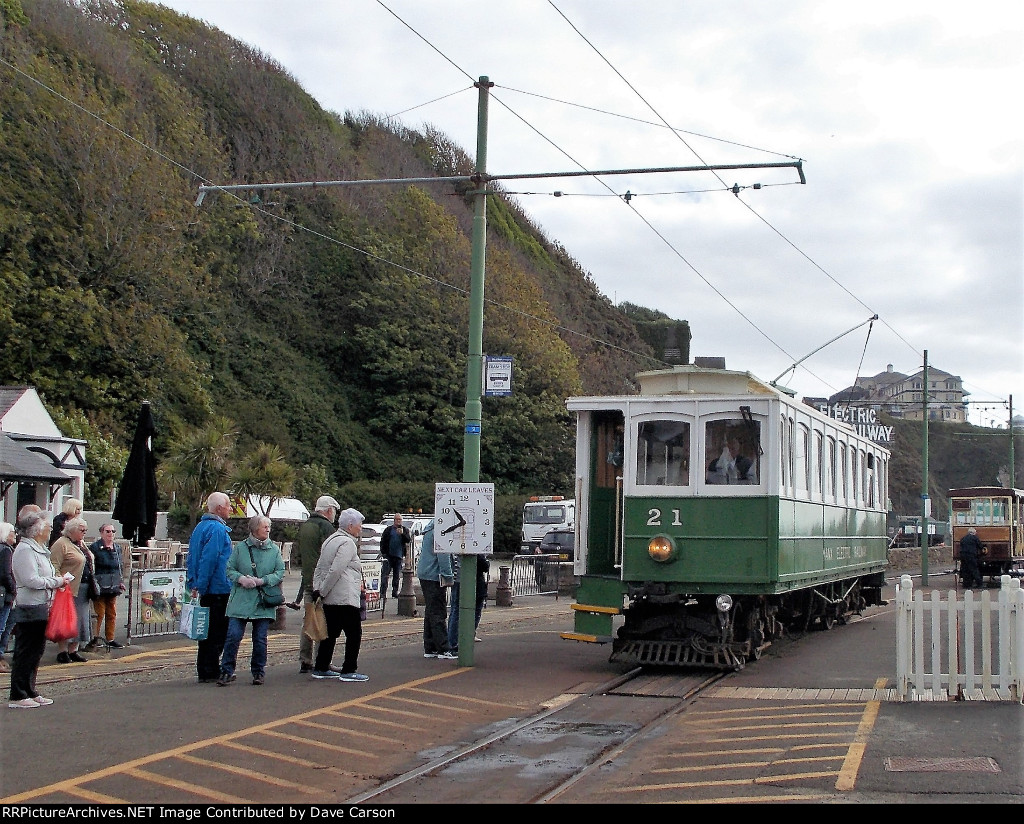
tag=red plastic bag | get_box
[45,586,78,643]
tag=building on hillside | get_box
[816,363,968,424]
[0,386,85,524]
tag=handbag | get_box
[95,572,122,596]
[303,598,328,642]
[359,589,368,621]
[179,601,210,640]
[246,544,284,608]
[45,586,78,643]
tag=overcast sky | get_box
[159,0,1022,428]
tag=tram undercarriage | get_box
[609,573,886,671]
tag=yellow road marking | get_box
[177,753,320,793]
[63,786,126,804]
[835,676,887,791]
[259,727,371,757]
[0,668,464,803]
[124,768,245,802]
[218,739,356,776]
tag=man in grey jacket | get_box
[416,520,456,660]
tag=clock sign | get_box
[433,483,495,554]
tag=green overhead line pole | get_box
[1011,395,1016,491]
[454,77,493,667]
[921,350,929,585]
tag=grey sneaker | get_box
[338,672,369,682]
[423,652,438,658]
[311,670,340,679]
[437,651,458,660]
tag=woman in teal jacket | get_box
[216,515,285,686]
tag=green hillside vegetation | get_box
[0,0,1015,547]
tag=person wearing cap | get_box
[293,495,340,673]
[309,508,369,682]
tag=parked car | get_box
[538,527,575,562]
[359,522,387,561]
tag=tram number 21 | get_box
[647,509,682,527]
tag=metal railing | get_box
[507,554,563,599]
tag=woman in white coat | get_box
[310,508,368,682]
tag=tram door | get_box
[585,410,625,576]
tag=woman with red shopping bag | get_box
[8,510,72,709]
[49,516,94,663]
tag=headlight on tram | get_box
[647,535,676,563]
[716,594,734,613]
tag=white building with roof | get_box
[0,386,85,524]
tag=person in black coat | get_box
[48,498,82,549]
[0,522,17,670]
[958,528,985,589]
[85,523,126,650]
[379,515,412,598]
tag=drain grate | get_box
[884,756,1001,773]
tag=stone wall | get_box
[887,544,953,571]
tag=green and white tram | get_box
[562,365,890,669]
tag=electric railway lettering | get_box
[817,404,894,443]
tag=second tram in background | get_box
[561,364,890,670]
[949,486,1024,582]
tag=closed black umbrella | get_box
[112,401,158,545]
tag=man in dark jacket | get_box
[294,495,339,673]
[380,515,413,598]
[958,527,985,589]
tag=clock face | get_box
[433,483,495,554]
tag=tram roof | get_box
[568,365,786,408]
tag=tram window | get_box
[780,418,789,489]
[826,437,836,498]
[704,419,760,485]
[839,443,848,502]
[867,452,877,507]
[636,420,690,486]
[813,432,823,496]
[992,500,1007,523]
[793,424,808,492]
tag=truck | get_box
[887,514,948,548]
[520,496,575,555]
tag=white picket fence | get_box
[895,574,1024,702]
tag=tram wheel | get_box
[819,610,836,630]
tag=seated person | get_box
[707,438,757,484]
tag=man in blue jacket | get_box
[187,492,234,683]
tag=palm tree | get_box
[230,442,296,517]
[159,416,237,518]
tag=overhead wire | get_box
[545,0,910,392]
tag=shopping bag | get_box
[45,586,78,643]
[179,602,210,641]
[303,599,328,642]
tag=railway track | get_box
[347,666,727,804]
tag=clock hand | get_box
[441,510,467,536]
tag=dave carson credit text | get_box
[1,810,396,820]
